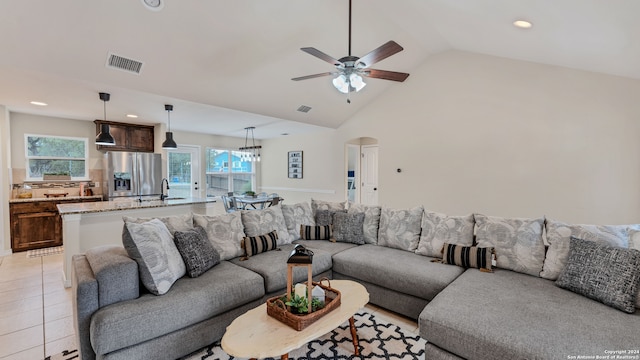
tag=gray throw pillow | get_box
[122,219,186,295]
[332,212,365,245]
[315,209,346,226]
[173,226,220,278]
[556,236,640,314]
[348,204,381,245]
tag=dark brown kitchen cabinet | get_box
[10,198,101,252]
[94,120,155,152]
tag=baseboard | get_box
[0,248,13,257]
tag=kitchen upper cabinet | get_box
[10,198,101,252]
[94,120,155,152]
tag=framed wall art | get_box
[288,151,303,179]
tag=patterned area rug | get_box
[181,310,425,360]
[45,311,425,360]
[26,246,64,258]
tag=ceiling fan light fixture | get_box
[350,74,366,92]
[333,74,350,94]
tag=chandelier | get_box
[239,126,261,162]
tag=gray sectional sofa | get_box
[72,200,640,360]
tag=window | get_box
[205,148,255,196]
[25,134,88,180]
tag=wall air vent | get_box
[297,105,312,113]
[106,53,144,74]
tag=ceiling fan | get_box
[292,0,409,101]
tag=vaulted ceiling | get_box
[0,0,638,139]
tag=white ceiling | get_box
[0,0,638,139]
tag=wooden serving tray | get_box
[266,278,341,331]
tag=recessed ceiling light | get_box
[126,114,138,118]
[513,20,533,29]
[30,101,48,106]
[141,0,163,11]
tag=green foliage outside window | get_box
[26,135,87,179]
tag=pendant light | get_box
[239,126,261,162]
[162,104,177,149]
[95,92,115,145]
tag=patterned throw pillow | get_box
[377,206,424,252]
[416,211,474,258]
[315,209,346,226]
[332,212,365,245]
[474,214,545,277]
[300,225,332,240]
[281,203,315,241]
[629,229,640,309]
[241,230,279,259]
[311,198,347,217]
[556,237,640,314]
[348,204,381,245]
[122,219,186,295]
[541,219,630,280]
[173,226,220,278]
[123,213,193,235]
[442,243,493,272]
[193,212,246,261]
[241,204,292,245]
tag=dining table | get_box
[233,195,274,210]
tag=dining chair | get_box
[222,195,238,213]
[269,197,280,207]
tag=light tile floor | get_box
[0,251,419,360]
[0,252,73,359]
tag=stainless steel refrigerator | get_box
[104,152,162,200]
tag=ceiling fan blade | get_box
[357,41,404,68]
[300,48,342,66]
[291,72,336,81]
[363,69,410,82]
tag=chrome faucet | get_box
[160,178,170,200]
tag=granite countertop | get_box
[56,197,216,215]
[9,195,104,203]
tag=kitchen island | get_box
[57,197,216,287]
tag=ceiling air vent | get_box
[106,53,144,74]
[297,105,312,113]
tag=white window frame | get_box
[205,147,256,195]
[24,134,90,181]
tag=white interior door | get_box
[361,145,379,205]
[167,145,201,198]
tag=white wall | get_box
[261,50,640,224]
[0,106,11,255]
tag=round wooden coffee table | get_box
[221,280,369,360]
